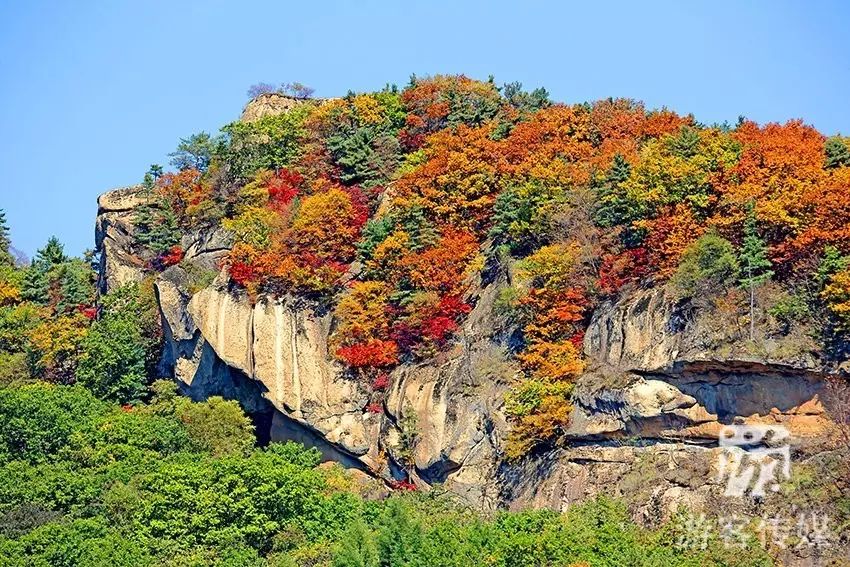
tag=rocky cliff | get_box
[95,192,838,520]
[80,77,850,565]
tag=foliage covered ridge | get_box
[0,73,848,566]
[124,74,850,458]
[4,74,849,461]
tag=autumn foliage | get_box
[137,74,850,457]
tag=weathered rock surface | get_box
[95,185,152,291]
[175,274,513,503]
[185,285,375,458]
[500,443,718,515]
[240,93,310,122]
[576,287,831,444]
[384,275,512,504]
[584,286,822,371]
[181,227,232,270]
[97,185,232,294]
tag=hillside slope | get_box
[94,78,850,562]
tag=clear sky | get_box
[1,0,848,258]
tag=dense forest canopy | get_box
[0,74,848,565]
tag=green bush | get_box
[769,293,810,327]
[0,383,777,566]
[0,517,153,567]
[0,383,107,464]
[671,233,740,298]
[174,396,255,456]
[180,260,218,295]
[490,181,564,255]
[326,495,772,567]
[71,410,193,459]
[0,351,28,386]
[219,106,310,180]
[76,283,160,404]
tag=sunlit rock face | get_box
[578,286,830,444]
[239,93,309,122]
[95,186,151,291]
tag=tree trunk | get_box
[748,263,755,341]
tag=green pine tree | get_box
[376,500,424,567]
[489,181,561,255]
[0,209,12,266]
[20,261,49,304]
[21,237,68,305]
[816,245,850,289]
[327,124,401,189]
[489,186,524,251]
[739,202,773,340]
[825,137,850,169]
[133,164,181,256]
[595,154,637,230]
[134,201,180,255]
[398,205,438,252]
[77,284,151,403]
[35,236,67,268]
[57,259,95,312]
[333,520,379,567]
[168,132,217,172]
[502,81,550,114]
[668,125,701,158]
[357,216,396,263]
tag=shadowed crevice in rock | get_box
[637,367,824,420]
[270,410,374,474]
[176,339,274,415]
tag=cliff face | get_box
[240,93,311,122]
[95,193,836,517]
[95,186,151,291]
[574,287,828,442]
[92,95,839,521]
[160,265,511,505]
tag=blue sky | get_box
[1,0,848,258]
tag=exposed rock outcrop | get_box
[500,442,720,517]
[383,275,512,504]
[95,185,151,291]
[95,186,840,518]
[97,184,232,295]
[240,93,311,122]
[584,286,822,372]
[575,287,830,444]
[187,286,373,458]
[171,272,511,504]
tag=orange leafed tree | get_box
[775,167,850,269]
[636,204,706,279]
[401,228,479,295]
[156,168,215,226]
[716,120,825,239]
[399,75,502,149]
[501,105,595,186]
[394,124,504,234]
